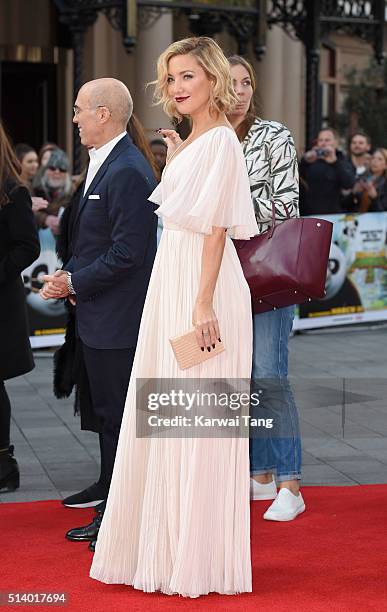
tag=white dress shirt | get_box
[83,131,127,195]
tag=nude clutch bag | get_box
[169,329,225,370]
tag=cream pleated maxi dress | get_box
[90,126,259,597]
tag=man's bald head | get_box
[73,78,133,148]
[80,78,133,129]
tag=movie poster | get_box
[23,228,66,348]
[294,212,387,330]
[23,214,387,342]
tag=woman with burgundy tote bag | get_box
[227,56,305,522]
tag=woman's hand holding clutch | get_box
[192,300,221,352]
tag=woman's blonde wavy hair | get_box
[152,37,239,122]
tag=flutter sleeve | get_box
[148,127,258,239]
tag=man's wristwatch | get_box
[65,271,76,295]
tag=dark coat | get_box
[342,172,387,213]
[299,151,355,215]
[0,182,40,380]
[65,134,158,349]
[370,175,387,211]
[55,136,157,430]
[53,184,100,433]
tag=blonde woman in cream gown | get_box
[90,38,258,599]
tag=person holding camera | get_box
[299,128,354,215]
[352,148,387,212]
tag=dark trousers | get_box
[82,343,135,492]
[0,382,11,449]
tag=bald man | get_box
[41,79,157,537]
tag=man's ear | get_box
[97,106,111,125]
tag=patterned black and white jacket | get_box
[242,118,299,234]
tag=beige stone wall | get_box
[134,12,173,135]
[82,11,173,137]
[0,0,53,47]
[245,26,305,152]
[1,2,385,157]
[320,32,374,114]
[80,16,387,159]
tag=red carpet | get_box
[1,485,387,612]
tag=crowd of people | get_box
[12,131,168,245]
[0,33,385,599]
[300,128,387,215]
[13,127,387,244]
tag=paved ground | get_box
[2,324,387,503]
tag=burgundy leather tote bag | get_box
[233,204,333,314]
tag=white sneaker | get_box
[250,476,277,501]
[263,488,305,521]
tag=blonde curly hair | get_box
[152,37,238,122]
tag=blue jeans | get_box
[250,306,302,482]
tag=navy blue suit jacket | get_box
[65,134,157,349]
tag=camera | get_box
[315,148,329,158]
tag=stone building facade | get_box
[0,0,385,162]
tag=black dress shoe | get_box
[88,540,96,552]
[66,513,103,542]
[0,446,20,493]
[62,482,107,508]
